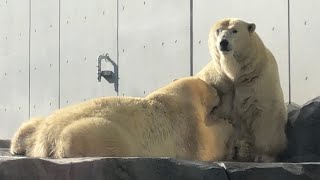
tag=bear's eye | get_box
[232,30,238,33]
[216,29,222,35]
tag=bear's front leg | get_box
[251,112,287,162]
[211,92,234,121]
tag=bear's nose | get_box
[220,39,229,51]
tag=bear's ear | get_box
[248,23,256,33]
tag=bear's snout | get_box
[219,39,230,52]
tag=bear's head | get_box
[174,77,220,116]
[208,18,263,80]
[209,18,256,59]
[148,77,220,115]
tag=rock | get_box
[0,156,319,180]
[0,140,11,156]
[0,148,10,156]
[286,102,301,123]
[283,97,320,162]
[0,140,10,148]
[0,157,227,180]
[224,162,320,180]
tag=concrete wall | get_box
[0,0,318,139]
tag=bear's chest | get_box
[232,86,261,122]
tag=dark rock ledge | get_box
[0,155,319,180]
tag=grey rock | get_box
[286,102,301,123]
[0,155,320,180]
[0,140,10,148]
[283,97,320,162]
[0,157,227,180]
[224,162,320,180]
[0,148,10,156]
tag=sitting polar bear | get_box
[10,77,234,161]
[196,18,287,162]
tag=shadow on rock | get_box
[280,97,320,162]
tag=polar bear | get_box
[10,77,234,161]
[196,18,287,162]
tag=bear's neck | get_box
[219,43,265,85]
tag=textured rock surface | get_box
[224,162,320,180]
[0,155,319,180]
[0,140,10,156]
[283,97,320,162]
[1,144,320,180]
[0,156,228,180]
[0,140,10,148]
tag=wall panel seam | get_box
[116,0,119,96]
[287,0,292,103]
[190,0,193,76]
[28,0,32,119]
[58,0,61,107]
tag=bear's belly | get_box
[233,85,262,122]
[232,89,262,137]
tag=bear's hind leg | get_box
[54,118,132,158]
[252,115,287,162]
[10,117,44,155]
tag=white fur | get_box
[196,18,287,162]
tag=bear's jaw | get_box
[219,52,258,82]
[220,55,241,81]
[220,50,232,56]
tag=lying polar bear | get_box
[10,77,234,161]
[196,18,287,162]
